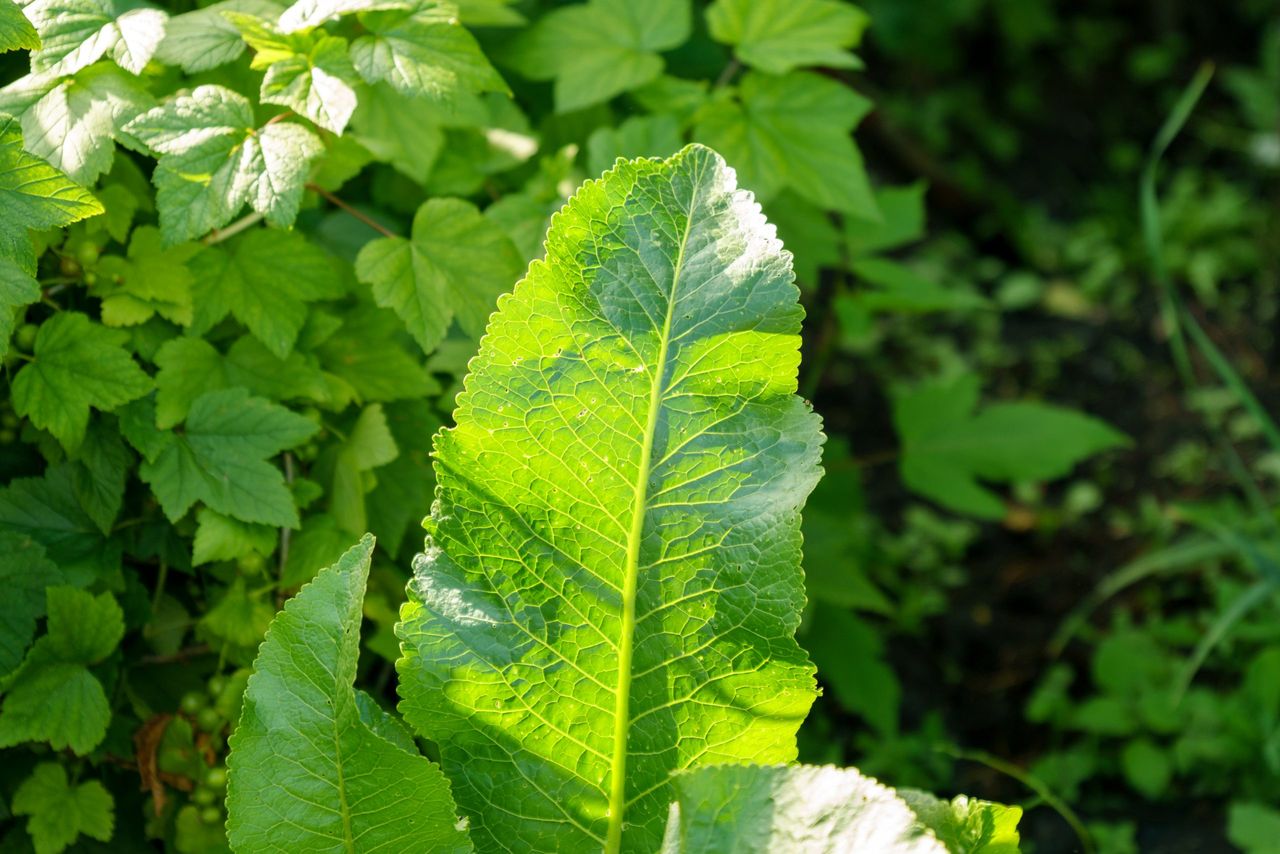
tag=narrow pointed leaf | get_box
[396,144,823,852]
[227,535,472,853]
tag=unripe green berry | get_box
[179,691,206,716]
[196,707,222,733]
[205,767,227,789]
[192,786,217,806]
[15,324,37,352]
[200,806,223,825]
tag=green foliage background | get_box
[0,0,1275,851]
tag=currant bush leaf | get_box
[348,81,446,183]
[0,586,124,755]
[326,403,399,535]
[188,227,344,358]
[93,225,199,326]
[366,399,440,555]
[350,2,506,101]
[69,416,132,533]
[12,311,153,451]
[706,0,869,74]
[12,764,114,854]
[0,0,39,53]
[0,63,153,184]
[124,388,318,526]
[154,335,329,428]
[0,464,111,577]
[586,113,682,177]
[226,536,472,854]
[229,13,361,134]
[696,71,878,218]
[507,0,690,112]
[192,507,277,565]
[0,115,102,272]
[316,305,437,404]
[123,85,323,243]
[355,197,523,355]
[396,144,823,852]
[24,0,166,75]
[0,534,61,677]
[276,0,382,33]
[155,0,284,72]
[892,374,1129,519]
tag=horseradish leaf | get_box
[396,144,823,852]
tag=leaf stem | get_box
[152,559,168,615]
[203,211,265,245]
[278,452,295,607]
[306,183,397,238]
[714,58,741,90]
[942,746,1095,854]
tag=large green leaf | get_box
[226,536,471,853]
[396,144,823,852]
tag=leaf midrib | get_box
[604,161,702,854]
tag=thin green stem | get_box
[1140,62,1213,385]
[714,58,742,90]
[152,560,168,615]
[942,746,1095,854]
[307,183,397,238]
[203,211,264,245]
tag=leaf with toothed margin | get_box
[225,535,472,853]
[395,144,824,853]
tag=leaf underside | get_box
[396,143,824,852]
